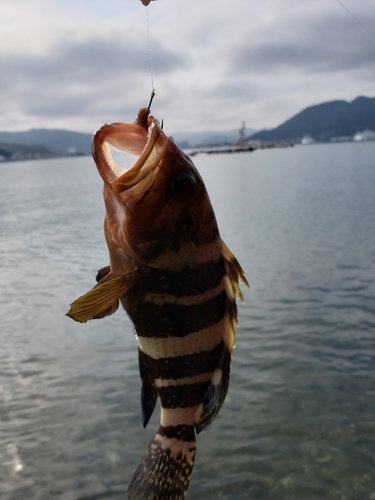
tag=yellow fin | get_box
[66,272,137,323]
[221,239,250,301]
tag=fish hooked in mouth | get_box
[93,108,168,196]
[67,107,249,500]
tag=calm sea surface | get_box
[1,141,375,500]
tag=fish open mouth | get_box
[92,108,169,200]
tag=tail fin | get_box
[127,425,196,500]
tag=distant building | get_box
[330,136,353,142]
[236,122,246,148]
[247,139,262,149]
[301,135,316,145]
[353,129,375,141]
[11,152,23,161]
[67,146,77,155]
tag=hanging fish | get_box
[67,107,249,500]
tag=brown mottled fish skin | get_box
[67,108,249,500]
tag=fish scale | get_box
[67,107,249,500]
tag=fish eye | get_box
[171,173,196,201]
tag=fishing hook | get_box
[147,89,156,110]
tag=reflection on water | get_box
[1,142,375,499]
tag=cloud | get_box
[230,13,375,75]
[0,31,185,127]
[0,0,374,132]
[0,34,184,89]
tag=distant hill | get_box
[0,129,93,155]
[6,95,373,154]
[251,96,375,143]
[0,127,257,154]
[0,142,53,161]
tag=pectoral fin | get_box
[66,272,137,323]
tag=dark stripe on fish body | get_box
[190,224,219,248]
[158,424,195,442]
[140,259,225,298]
[158,381,210,409]
[144,341,225,380]
[127,290,228,338]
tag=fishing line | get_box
[145,6,157,107]
[336,0,375,44]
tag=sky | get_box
[0,0,374,134]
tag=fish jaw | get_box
[92,108,170,271]
[92,108,221,270]
[92,108,168,192]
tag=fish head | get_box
[93,108,220,272]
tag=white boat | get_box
[353,129,375,141]
[301,135,316,145]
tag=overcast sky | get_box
[0,0,374,134]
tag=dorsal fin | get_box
[221,239,250,303]
[194,241,249,433]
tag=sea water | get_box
[0,141,374,499]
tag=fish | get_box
[67,107,249,500]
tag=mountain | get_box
[5,95,373,155]
[250,96,375,143]
[0,127,257,155]
[0,142,53,161]
[0,129,93,155]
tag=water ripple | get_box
[1,146,375,499]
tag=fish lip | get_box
[92,108,169,198]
